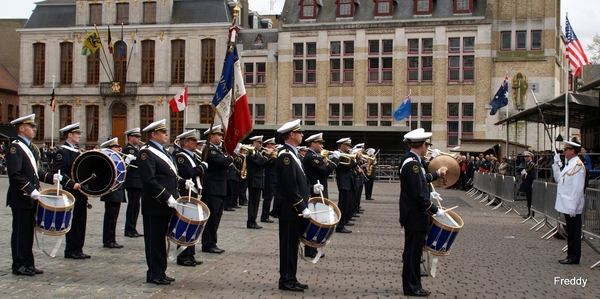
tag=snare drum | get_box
[36,189,75,236]
[72,149,126,197]
[299,197,341,248]
[424,210,464,256]
[168,197,210,246]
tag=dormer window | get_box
[414,0,432,15]
[300,0,317,19]
[337,0,354,18]
[375,0,393,16]
[454,0,472,14]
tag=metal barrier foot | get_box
[474,192,484,200]
[479,195,489,203]
[561,245,568,253]
[529,219,545,231]
[485,197,497,206]
[591,260,600,269]
[541,226,557,238]
[492,201,503,210]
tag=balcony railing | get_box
[100,82,138,105]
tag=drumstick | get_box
[177,203,198,209]
[79,173,97,185]
[297,209,332,217]
[429,183,443,210]
[56,170,61,196]
[316,180,325,205]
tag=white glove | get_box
[201,161,208,169]
[330,151,340,160]
[185,179,194,190]
[553,153,561,165]
[521,169,527,176]
[436,209,446,218]
[30,189,41,201]
[167,196,177,208]
[53,173,63,184]
[313,183,324,194]
[431,149,441,158]
[430,191,442,201]
[125,154,136,164]
[301,208,312,219]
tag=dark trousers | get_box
[238,180,248,204]
[143,215,170,281]
[247,187,262,226]
[124,188,142,235]
[11,207,35,271]
[262,182,276,221]
[525,191,533,215]
[365,178,374,199]
[338,189,352,225]
[402,229,426,294]
[65,196,88,255]
[103,201,121,245]
[177,246,196,262]
[201,194,224,250]
[225,180,239,209]
[278,220,302,285]
[565,214,582,262]
[355,184,364,211]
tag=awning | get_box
[578,77,600,93]
[450,142,497,153]
[0,125,17,139]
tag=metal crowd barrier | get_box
[466,172,519,215]
[584,188,600,269]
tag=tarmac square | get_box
[0,176,598,299]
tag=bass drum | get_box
[72,149,126,197]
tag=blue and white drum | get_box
[72,149,126,197]
[36,189,75,236]
[168,197,210,246]
[425,210,464,256]
[299,197,341,248]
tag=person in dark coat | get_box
[519,151,537,218]
[53,122,91,260]
[100,138,127,249]
[261,137,278,223]
[225,145,243,210]
[269,119,323,292]
[245,135,272,229]
[399,128,445,297]
[6,114,68,276]
[334,138,355,233]
[123,127,144,238]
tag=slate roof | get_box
[172,0,232,24]
[237,29,279,51]
[24,0,76,29]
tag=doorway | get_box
[111,102,127,147]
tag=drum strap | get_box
[13,141,38,178]
[146,146,179,177]
[399,157,415,175]
[279,149,305,175]
[60,145,80,153]
[180,152,202,193]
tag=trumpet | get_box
[338,153,357,165]
[241,145,255,156]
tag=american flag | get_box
[565,17,589,77]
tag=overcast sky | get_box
[1,0,596,57]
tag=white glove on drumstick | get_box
[301,208,312,219]
[436,209,446,218]
[167,196,177,208]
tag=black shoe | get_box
[239,202,248,206]
[28,267,44,274]
[344,222,355,226]
[163,276,176,282]
[12,266,35,276]
[177,260,196,267]
[420,269,428,277]
[295,282,309,289]
[365,198,374,200]
[202,247,225,254]
[103,242,124,249]
[260,218,274,223]
[405,289,431,297]
[336,227,352,233]
[65,253,87,259]
[558,258,579,264]
[224,207,235,211]
[247,224,263,229]
[348,218,357,221]
[352,214,360,218]
[522,214,531,219]
[147,278,171,285]
[279,282,304,292]
[81,253,91,258]
[125,232,143,237]
[192,259,203,265]
[233,206,242,209]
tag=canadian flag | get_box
[169,86,188,112]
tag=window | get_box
[366,103,392,126]
[342,103,353,117]
[293,42,317,84]
[201,39,215,84]
[375,0,392,16]
[8,104,14,122]
[330,41,354,84]
[87,51,100,85]
[462,103,473,117]
[291,103,315,124]
[293,104,302,118]
[244,62,266,86]
[448,103,459,117]
[531,30,542,50]
[422,103,432,117]
[244,63,254,85]
[141,40,155,84]
[116,3,129,24]
[337,0,353,18]
[32,105,44,141]
[462,121,473,139]
[330,104,340,118]
[143,2,157,24]
[140,105,154,141]
[60,42,73,85]
[300,0,317,19]
[448,121,459,146]
[408,38,433,82]
[516,31,526,50]
[446,102,474,146]
[501,31,511,50]
[368,39,393,83]
[89,4,102,25]
[249,103,265,124]
[448,37,475,82]
[199,104,214,124]
[454,0,472,13]
[86,105,99,142]
[113,41,127,84]
[59,105,72,129]
[171,40,185,85]
[170,111,184,142]
[33,43,45,86]
[414,0,432,15]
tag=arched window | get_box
[87,50,100,85]
[113,41,128,83]
[33,43,45,86]
[60,42,73,85]
[201,39,215,84]
[141,40,155,84]
[171,40,185,84]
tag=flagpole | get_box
[408,89,412,128]
[185,85,188,129]
[505,71,509,157]
[51,76,55,149]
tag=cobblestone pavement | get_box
[0,176,598,298]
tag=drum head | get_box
[72,151,116,197]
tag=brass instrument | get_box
[320,149,333,165]
[338,153,357,165]
[425,149,460,188]
[364,155,377,176]
[241,145,255,156]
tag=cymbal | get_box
[428,155,460,188]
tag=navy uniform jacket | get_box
[138,142,180,216]
[303,149,337,198]
[52,143,85,197]
[227,153,243,182]
[201,143,233,197]
[123,143,143,189]
[270,144,311,221]
[246,150,270,189]
[6,137,55,208]
[265,153,277,185]
[518,161,536,193]
[399,151,438,231]
[175,149,206,197]
[335,150,356,191]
